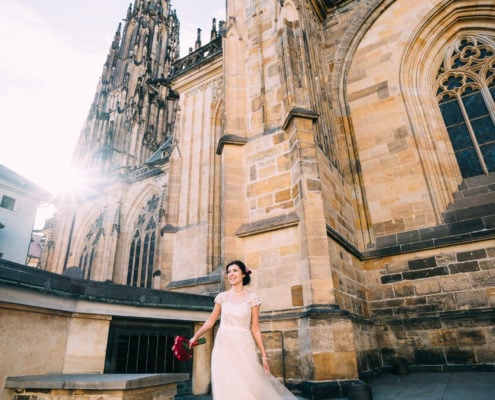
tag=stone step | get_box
[443,199,495,223]
[458,172,495,191]
[448,190,495,211]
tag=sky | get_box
[0,0,225,209]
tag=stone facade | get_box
[39,0,495,397]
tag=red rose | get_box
[172,335,206,361]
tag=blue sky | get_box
[0,0,224,198]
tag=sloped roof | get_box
[0,164,51,201]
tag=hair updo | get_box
[225,260,251,286]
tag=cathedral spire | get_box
[72,0,180,176]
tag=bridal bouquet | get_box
[172,335,206,361]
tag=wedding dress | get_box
[211,290,298,400]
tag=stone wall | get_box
[0,304,110,400]
[367,242,495,368]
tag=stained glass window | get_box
[436,35,495,177]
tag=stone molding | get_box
[215,134,248,155]
[282,107,319,131]
[235,211,300,237]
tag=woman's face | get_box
[227,264,245,286]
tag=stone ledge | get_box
[215,134,248,155]
[167,273,221,290]
[6,373,189,390]
[236,212,300,237]
[0,260,214,311]
[327,223,495,261]
[282,107,319,131]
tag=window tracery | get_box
[435,35,495,177]
[126,194,160,288]
[79,213,105,280]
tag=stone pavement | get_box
[176,370,495,400]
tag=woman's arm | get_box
[251,305,270,374]
[189,303,221,345]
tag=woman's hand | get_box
[188,338,196,348]
[261,357,270,375]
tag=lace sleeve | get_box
[214,291,226,305]
[248,292,261,307]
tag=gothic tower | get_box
[43,0,183,284]
[72,0,180,174]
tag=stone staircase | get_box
[370,173,495,257]
[443,172,495,225]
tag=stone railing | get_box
[170,37,222,79]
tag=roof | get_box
[0,164,51,201]
[0,259,214,312]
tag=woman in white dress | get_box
[189,260,298,399]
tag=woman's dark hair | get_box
[225,260,251,286]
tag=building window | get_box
[77,213,104,280]
[435,35,495,178]
[126,194,160,288]
[105,320,192,395]
[79,246,95,280]
[0,195,15,211]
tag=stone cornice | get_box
[215,134,248,155]
[236,211,299,237]
[282,107,319,131]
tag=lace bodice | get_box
[214,290,261,330]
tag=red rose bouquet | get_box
[172,335,206,361]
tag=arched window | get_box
[435,35,495,178]
[126,194,160,288]
[78,214,104,280]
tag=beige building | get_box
[17,0,495,398]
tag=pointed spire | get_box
[112,23,122,49]
[211,18,217,41]
[195,28,202,50]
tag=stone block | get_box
[413,279,441,295]
[487,288,495,306]
[448,261,480,274]
[393,282,415,297]
[312,352,358,380]
[403,266,448,281]
[408,256,437,270]
[480,258,495,270]
[457,248,487,261]
[291,285,304,306]
[430,328,457,347]
[439,275,471,292]
[445,348,476,364]
[458,329,486,346]
[454,290,488,309]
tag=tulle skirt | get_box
[211,326,297,400]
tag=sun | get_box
[34,166,94,229]
[44,165,93,200]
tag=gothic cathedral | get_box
[42,0,495,393]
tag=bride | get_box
[189,260,298,399]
